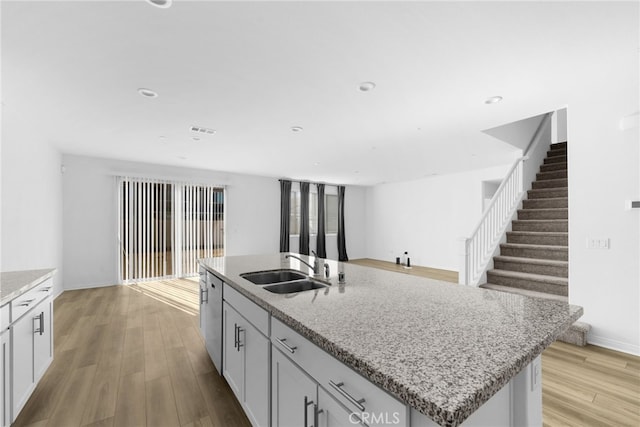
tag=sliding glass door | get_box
[118,178,224,283]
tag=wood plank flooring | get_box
[14,277,640,427]
[348,258,459,283]
[13,284,250,427]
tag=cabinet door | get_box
[33,298,53,381]
[318,387,363,427]
[11,310,36,419]
[272,348,317,427]
[223,302,244,402]
[243,321,270,427]
[205,274,222,373]
[1,330,10,427]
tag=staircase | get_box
[480,141,590,346]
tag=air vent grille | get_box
[190,125,216,135]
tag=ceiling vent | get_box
[190,125,216,135]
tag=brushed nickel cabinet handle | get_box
[329,380,366,411]
[18,299,35,307]
[275,337,297,354]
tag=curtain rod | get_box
[278,178,345,187]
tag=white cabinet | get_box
[204,273,222,373]
[198,269,208,337]
[33,298,53,381]
[11,295,53,419]
[1,328,10,427]
[223,293,270,427]
[271,347,317,427]
[318,387,361,427]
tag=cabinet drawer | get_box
[271,318,408,426]
[1,304,9,328]
[11,278,53,322]
[223,284,269,336]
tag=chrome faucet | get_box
[285,252,320,276]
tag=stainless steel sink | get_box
[240,269,307,285]
[263,280,328,294]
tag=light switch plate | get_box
[587,238,610,249]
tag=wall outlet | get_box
[587,237,610,249]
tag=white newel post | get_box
[458,237,469,285]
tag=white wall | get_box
[364,164,511,271]
[62,154,283,289]
[568,94,640,354]
[1,108,64,297]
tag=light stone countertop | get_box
[0,268,56,306]
[200,253,583,427]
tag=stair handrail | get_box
[459,112,553,286]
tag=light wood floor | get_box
[14,279,640,427]
[349,258,459,283]
[13,283,251,427]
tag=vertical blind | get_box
[118,177,224,283]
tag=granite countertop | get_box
[0,268,56,306]
[200,253,583,427]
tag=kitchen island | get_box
[200,253,583,427]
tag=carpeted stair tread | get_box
[527,187,568,199]
[487,269,568,285]
[512,220,568,232]
[480,283,568,302]
[532,178,568,189]
[522,197,568,209]
[544,155,567,164]
[536,170,567,180]
[494,255,567,266]
[546,148,567,157]
[540,162,567,172]
[550,141,567,149]
[518,208,568,220]
[501,242,568,250]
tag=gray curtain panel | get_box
[337,185,349,261]
[299,182,310,255]
[279,180,291,252]
[316,183,326,258]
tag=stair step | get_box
[486,269,568,295]
[547,148,567,157]
[544,155,567,165]
[558,321,591,347]
[540,162,567,173]
[536,170,567,181]
[523,197,567,209]
[550,141,567,150]
[527,187,568,199]
[500,243,568,261]
[507,231,568,246]
[512,220,568,232]
[480,283,568,302]
[532,178,568,189]
[518,208,568,220]
[494,255,568,277]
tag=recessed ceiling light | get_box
[359,82,376,92]
[138,88,158,98]
[158,136,167,143]
[291,126,303,132]
[192,137,200,141]
[484,96,503,105]
[313,162,320,166]
[146,0,172,8]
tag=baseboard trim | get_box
[63,281,119,291]
[588,334,640,356]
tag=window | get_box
[290,187,337,235]
[325,194,338,234]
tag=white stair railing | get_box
[459,112,553,286]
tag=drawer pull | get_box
[40,287,52,293]
[234,324,244,351]
[275,337,297,354]
[329,380,366,411]
[34,312,44,335]
[18,299,35,307]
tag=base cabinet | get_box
[271,347,317,427]
[11,295,53,420]
[1,330,10,427]
[223,301,269,427]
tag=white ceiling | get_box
[1,1,636,185]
